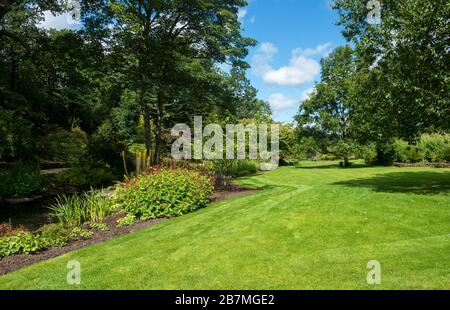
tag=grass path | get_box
[1,162,449,289]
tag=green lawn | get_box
[1,162,449,289]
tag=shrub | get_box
[37,126,88,163]
[393,139,411,163]
[360,143,377,166]
[115,168,214,220]
[53,158,117,188]
[444,145,450,162]
[418,133,449,163]
[393,133,450,164]
[0,162,47,198]
[49,189,113,227]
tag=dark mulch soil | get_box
[211,185,258,203]
[0,185,257,276]
[0,214,168,276]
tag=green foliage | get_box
[0,226,69,258]
[418,134,450,163]
[37,127,88,163]
[0,162,46,198]
[393,139,423,163]
[0,233,45,257]
[0,223,25,237]
[3,166,450,289]
[393,133,450,163]
[90,222,109,232]
[53,158,117,188]
[334,0,449,140]
[230,160,259,177]
[278,123,296,160]
[36,224,69,247]
[211,159,234,187]
[70,227,94,239]
[0,106,34,161]
[122,145,152,178]
[295,46,357,161]
[333,139,359,167]
[115,169,214,220]
[359,143,378,166]
[116,214,137,228]
[49,190,113,227]
[291,137,319,161]
[319,154,340,161]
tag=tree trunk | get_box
[344,157,350,167]
[140,88,152,161]
[152,91,164,165]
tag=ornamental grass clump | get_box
[115,168,214,220]
[49,189,112,227]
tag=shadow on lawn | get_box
[334,171,450,195]
[296,163,368,169]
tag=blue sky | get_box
[40,0,346,123]
[239,0,346,122]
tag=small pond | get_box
[0,199,57,231]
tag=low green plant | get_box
[70,227,94,239]
[90,222,109,231]
[0,233,49,257]
[49,189,112,227]
[116,214,137,228]
[0,162,47,198]
[230,160,259,177]
[115,168,214,220]
[212,159,234,187]
[36,224,69,247]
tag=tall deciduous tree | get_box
[333,0,450,140]
[296,45,357,166]
[105,0,256,164]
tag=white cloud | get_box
[250,16,256,23]
[38,11,80,30]
[252,42,332,87]
[238,9,247,21]
[300,87,317,102]
[268,93,296,111]
[259,42,278,55]
[296,42,332,57]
